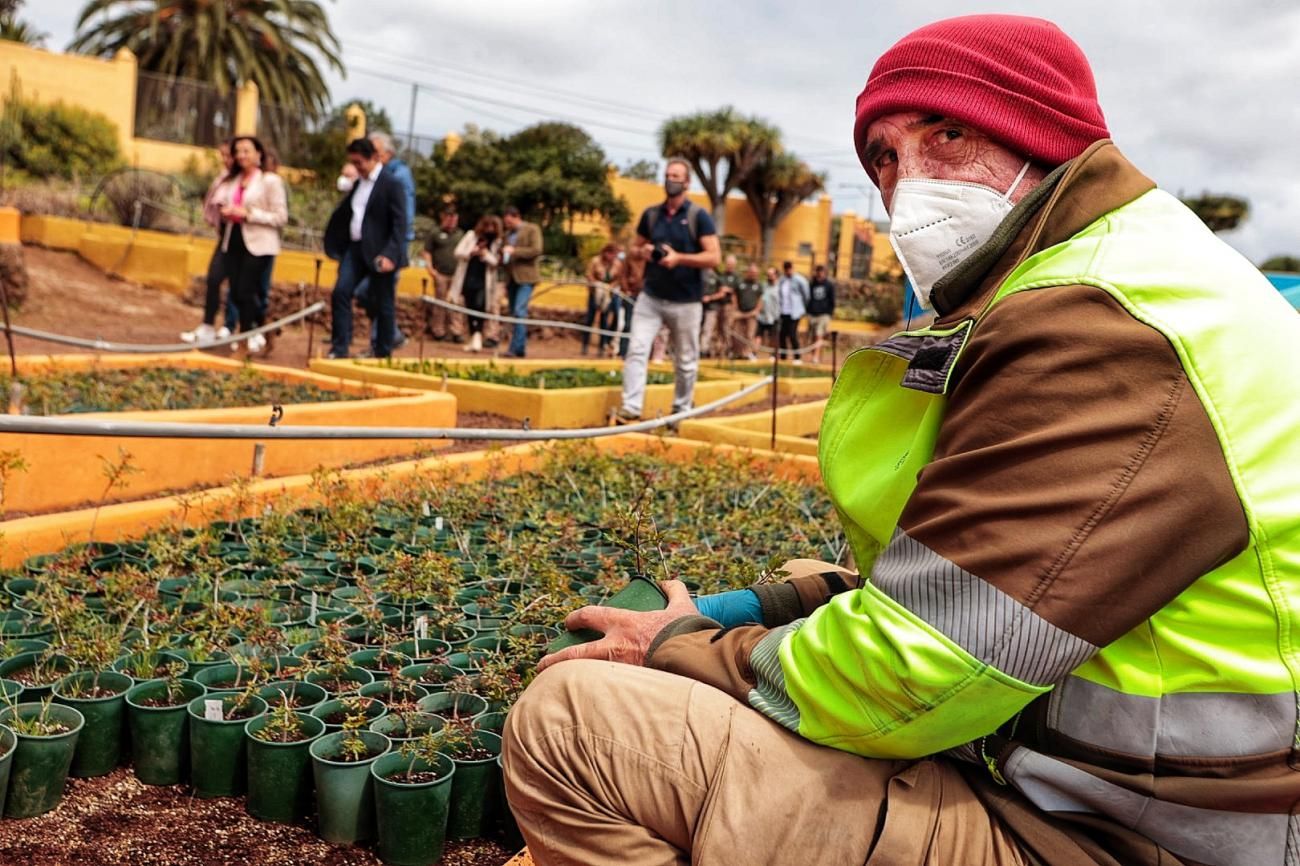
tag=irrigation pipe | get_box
[0,303,326,354]
[0,376,772,441]
[422,293,833,359]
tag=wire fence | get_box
[134,72,236,149]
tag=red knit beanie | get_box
[854,15,1109,174]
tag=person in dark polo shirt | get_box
[615,158,721,423]
[421,206,466,342]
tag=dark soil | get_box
[706,392,826,419]
[252,726,309,744]
[312,678,362,694]
[7,667,64,686]
[328,744,385,763]
[15,723,70,736]
[449,747,496,762]
[223,704,260,721]
[0,765,516,865]
[63,685,125,699]
[134,696,186,709]
[385,770,446,784]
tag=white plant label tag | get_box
[204,699,224,721]
[309,592,319,625]
[434,516,444,531]
[421,501,431,518]
[415,616,429,642]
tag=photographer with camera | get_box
[614,159,721,424]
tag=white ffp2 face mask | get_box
[337,175,356,193]
[888,162,1031,310]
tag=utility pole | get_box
[406,83,419,155]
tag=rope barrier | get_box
[0,376,772,441]
[0,303,326,354]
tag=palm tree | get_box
[659,107,780,233]
[739,152,826,261]
[69,0,342,122]
[0,0,46,46]
[1180,193,1249,233]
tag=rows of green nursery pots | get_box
[0,443,845,862]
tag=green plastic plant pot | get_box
[0,678,22,701]
[392,638,453,664]
[244,711,325,824]
[371,751,456,866]
[475,711,508,735]
[432,623,477,650]
[0,652,76,701]
[417,692,488,723]
[192,662,257,694]
[347,649,412,682]
[187,694,267,798]
[124,678,206,786]
[368,711,443,745]
[111,649,189,684]
[162,646,231,674]
[309,730,391,844]
[548,575,668,653]
[304,666,374,697]
[258,680,328,712]
[445,729,503,840]
[0,725,14,817]
[396,663,468,692]
[358,679,429,707]
[52,671,132,777]
[496,752,524,849]
[0,702,84,818]
[310,697,388,734]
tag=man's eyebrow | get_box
[862,115,951,165]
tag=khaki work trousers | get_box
[430,270,464,340]
[503,660,1032,866]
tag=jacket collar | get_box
[930,141,1156,322]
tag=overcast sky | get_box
[28,0,1300,263]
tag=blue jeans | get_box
[331,244,396,357]
[506,281,533,357]
[356,271,406,351]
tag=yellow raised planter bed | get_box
[0,353,457,516]
[310,357,766,429]
[0,433,818,567]
[677,398,826,457]
[701,359,835,398]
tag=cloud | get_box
[34,0,1300,261]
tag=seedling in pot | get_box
[251,696,308,743]
[5,697,71,737]
[336,698,383,763]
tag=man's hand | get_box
[658,247,682,269]
[502,245,515,259]
[375,256,395,273]
[536,580,699,672]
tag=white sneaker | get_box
[180,323,216,344]
[216,327,231,340]
[246,333,267,354]
[469,332,482,353]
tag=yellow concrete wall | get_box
[0,434,820,567]
[0,207,18,244]
[677,398,825,457]
[576,175,832,272]
[0,354,458,515]
[0,43,136,155]
[310,358,766,428]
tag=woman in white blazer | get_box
[218,136,288,353]
[450,214,503,353]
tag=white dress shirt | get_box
[349,163,383,242]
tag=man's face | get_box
[861,111,1042,213]
[814,267,826,280]
[745,265,759,280]
[783,264,793,277]
[601,249,617,264]
[347,153,377,176]
[370,137,392,164]
[440,212,458,231]
[724,255,737,273]
[664,163,689,188]
[503,213,520,230]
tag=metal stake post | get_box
[770,344,780,451]
[419,276,429,364]
[0,277,17,379]
[306,259,322,363]
[831,331,839,381]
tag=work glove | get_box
[693,588,763,628]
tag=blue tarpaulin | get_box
[1266,273,1300,309]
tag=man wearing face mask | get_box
[613,159,721,423]
[504,15,1300,866]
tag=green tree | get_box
[69,0,343,122]
[739,152,825,261]
[293,98,395,182]
[415,122,628,254]
[1260,256,1300,273]
[620,159,659,182]
[0,0,45,45]
[1180,193,1249,233]
[659,107,780,233]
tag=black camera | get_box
[650,244,668,264]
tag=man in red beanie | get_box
[505,15,1300,866]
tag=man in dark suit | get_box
[324,137,408,359]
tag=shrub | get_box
[1,96,121,181]
[836,278,903,327]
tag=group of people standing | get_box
[181,136,289,353]
[701,257,837,364]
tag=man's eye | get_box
[940,128,963,142]
[874,150,897,170]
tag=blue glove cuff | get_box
[694,588,763,628]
